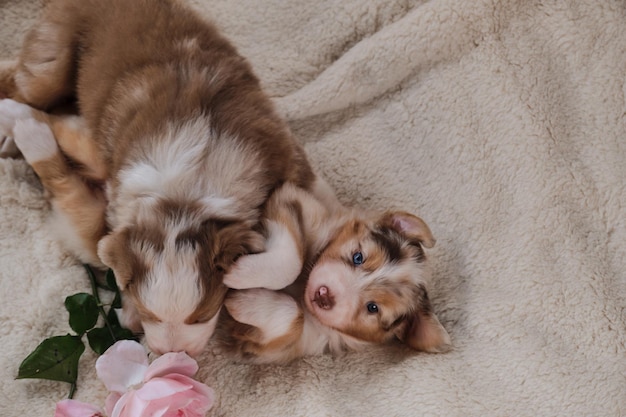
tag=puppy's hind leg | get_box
[12,2,81,109]
[12,117,107,268]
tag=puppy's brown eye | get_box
[366,302,379,314]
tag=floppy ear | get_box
[396,300,452,353]
[97,228,133,291]
[400,309,451,353]
[379,211,436,248]
[396,289,451,353]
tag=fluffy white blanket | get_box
[1,0,625,416]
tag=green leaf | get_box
[113,327,136,343]
[107,305,121,327]
[86,327,115,355]
[17,335,85,383]
[111,290,122,310]
[87,325,136,355]
[65,293,99,335]
[106,269,119,293]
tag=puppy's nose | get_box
[314,286,334,309]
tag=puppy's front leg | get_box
[224,218,304,290]
[224,289,303,347]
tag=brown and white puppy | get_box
[0,0,314,357]
[220,184,451,364]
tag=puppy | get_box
[0,0,315,356]
[220,184,451,364]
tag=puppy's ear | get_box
[396,291,451,353]
[400,310,451,353]
[97,228,133,290]
[379,211,436,248]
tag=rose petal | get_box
[96,340,149,393]
[144,351,198,380]
[124,375,214,416]
[109,392,127,417]
[135,377,195,401]
[110,391,148,417]
[166,373,216,404]
[54,399,103,417]
[141,403,170,417]
[104,392,122,417]
[140,390,213,417]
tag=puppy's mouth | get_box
[312,285,335,310]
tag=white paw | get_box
[223,255,263,290]
[0,99,35,158]
[223,220,303,290]
[223,251,301,290]
[13,118,58,163]
[0,98,34,132]
[225,289,300,342]
[224,290,256,323]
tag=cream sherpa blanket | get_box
[1,0,625,416]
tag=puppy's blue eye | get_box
[352,251,364,265]
[366,302,379,314]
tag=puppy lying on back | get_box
[0,0,315,356]
[220,184,451,364]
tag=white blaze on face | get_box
[134,227,214,357]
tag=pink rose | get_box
[54,340,214,417]
[96,340,215,417]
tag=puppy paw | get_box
[223,254,263,290]
[224,288,300,328]
[0,99,35,158]
[13,118,58,164]
[0,98,34,129]
[223,222,303,290]
[224,288,301,343]
[224,290,258,324]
